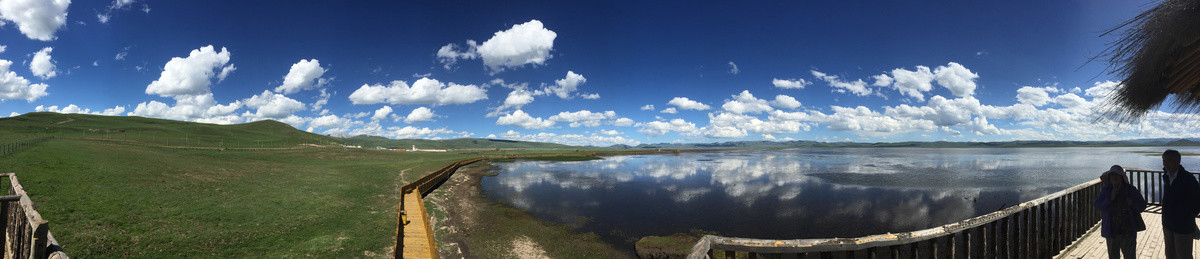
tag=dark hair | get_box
[1164,149,1181,160]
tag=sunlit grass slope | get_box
[0,112,337,148]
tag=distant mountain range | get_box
[333,135,573,150]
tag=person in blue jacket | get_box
[1161,149,1200,259]
[1095,165,1147,259]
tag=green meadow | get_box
[0,112,590,257]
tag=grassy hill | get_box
[335,135,574,150]
[0,112,337,148]
[0,112,612,257]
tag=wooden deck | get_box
[400,191,438,259]
[1058,206,1200,258]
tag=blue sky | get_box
[1,0,1196,146]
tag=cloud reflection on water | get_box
[480,147,1197,247]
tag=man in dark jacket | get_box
[1162,149,1200,259]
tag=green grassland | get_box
[0,112,605,257]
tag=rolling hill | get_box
[0,112,337,148]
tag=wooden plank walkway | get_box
[401,191,438,259]
[1058,206,1200,258]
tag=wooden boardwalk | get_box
[400,191,438,259]
[1058,206,1200,258]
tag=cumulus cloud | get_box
[772,78,809,89]
[146,45,234,97]
[0,59,48,102]
[872,74,893,87]
[0,0,70,41]
[667,97,710,111]
[1016,86,1057,106]
[660,107,678,114]
[404,106,436,123]
[491,130,640,146]
[274,59,328,95]
[545,71,585,99]
[348,77,486,106]
[721,90,773,114]
[611,117,635,127]
[371,106,392,121]
[30,47,55,79]
[35,104,125,116]
[771,95,801,109]
[637,118,700,136]
[497,110,554,129]
[640,104,654,111]
[887,66,934,101]
[582,93,600,99]
[439,20,557,73]
[548,110,618,127]
[811,70,872,96]
[728,61,739,75]
[933,62,979,97]
[242,90,306,119]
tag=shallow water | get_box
[480,147,1200,249]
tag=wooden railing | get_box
[393,150,680,258]
[688,169,1187,258]
[690,178,1106,258]
[1,173,67,259]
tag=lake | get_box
[480,147,1200,249]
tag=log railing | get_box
[689,169,1180,258]
[1,173,67,259]
[690,178,1106,258]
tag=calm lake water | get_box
[480,147,1200,249]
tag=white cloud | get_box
[872,74,893,86]
[667,97,710,110]
[721,90,773,114]
[371,106,392,121]
[811,70,872,96]
[242,90,305,119]
[0,0,70,41]
[497,110,554,129]
[0,45,5,53]
[435,40,478,69]
[404,106,436,123]
[660,107,678,114]
[611,117,635,127]
[772,78,809,89]
[1053,93,1087,108]
[274,59,328,95]
[888,66,934,101]
[96,0,138,23]
[1016,86,1057,106]
[35,104,125,116]
[933,62,979,97]
[548,110,618,127]
[582,93,600,99]
[29,47,55,79]
[146,45,234,97]
[0,59,48,102]
[545,71,585,99]
[728,61,739,75]
[637,118,700,136]
[708,112,804,135]
[310,89,331,111]
[493,130,640,146]
[771,95,801,109]
[640,104,655,111]
[309,114,350,129]
[440,20,557,73]
[347,77,487,106]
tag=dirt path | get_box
[54,115,74,124]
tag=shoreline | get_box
[424,160,629,258]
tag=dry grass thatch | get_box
[1099,0,1200,122]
